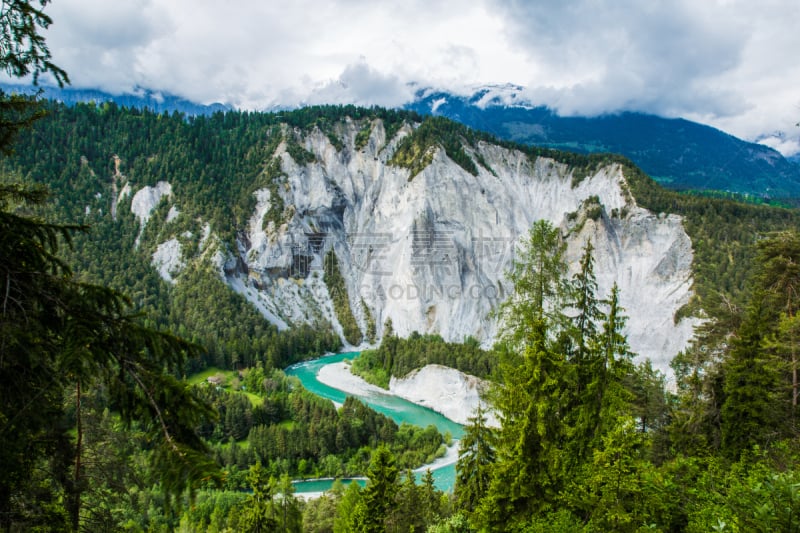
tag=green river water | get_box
[285,352,464,493]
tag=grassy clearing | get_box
[186,367,264,406]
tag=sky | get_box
[32,0,800,155]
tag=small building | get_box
[206,375,224,386]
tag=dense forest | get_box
[352,327,495,388]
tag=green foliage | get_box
[480,222,572,528]
[195,368,446,480]
[350,349,392,388]
[564,417,650,532]
[324,249,363,346]
[351,332,494,388]
[169,261,342,371]
[683,446,800,532]
[285,134,316,165]
[495,220,568,348]
[334,480,363,533]
[241,461,279,532]
[354,445,398,532]
[361,298,376,344]
[354,122,373,150]
[582,194,604,221]
[455,404,495,518]
[0,183,220,529]
[0,0,69,86]
[473,221,651,531]
[261,157,288,229]
[302,480,344,532]
[390,116,481,178]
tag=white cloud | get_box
[35,0,800,154]
[758,135,800,157]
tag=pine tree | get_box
[755,231,800,425]
[563,239,606,469]
[455,404,495,515]
[721,288,782,457]
[481,220,570,529]
[388,470,425,532]
[495,219,568,350]
[333,481,363,533]
[274,473,302,533]
[241,461,278,533]
[353,445,398,532]
[719,232,800,456]
[569,239,604,370]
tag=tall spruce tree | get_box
[455,404,495,516]
[756,231,800,424]
[720,232,800,456]
[481,220,571,530]
[241,461,278,533]
[563,239,606,468]
[352,445,398,532]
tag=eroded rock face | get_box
[131,181,172,226]
[389,364,499,426]
[130,181,172,247]
[146,119,698,374]
[152,238,183,284]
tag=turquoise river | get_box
[285,352,464,494]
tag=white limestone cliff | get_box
[389,364,499,427]
[145,119,698,376]
[130,181,172,247]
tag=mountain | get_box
[406,87,800,199]
[0,83,230,116]
[5,103,800,378]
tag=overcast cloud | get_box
[32,0,800,155]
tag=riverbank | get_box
[288,352,467,494]
[317,361,388,397]
[390,365,500,427]
[317,360,498,427]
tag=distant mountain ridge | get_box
[6,82,799,199]
[406,87,800,199]
[0,83,230,116]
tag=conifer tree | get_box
[455,404,495,515]
[481,220,570,529]
[721,288,782,456]
[241,461,278,533]
[334,481,363,533]
[563,239,606,468]
[352,445,398,532]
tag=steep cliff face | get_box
[139,118,698,374]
